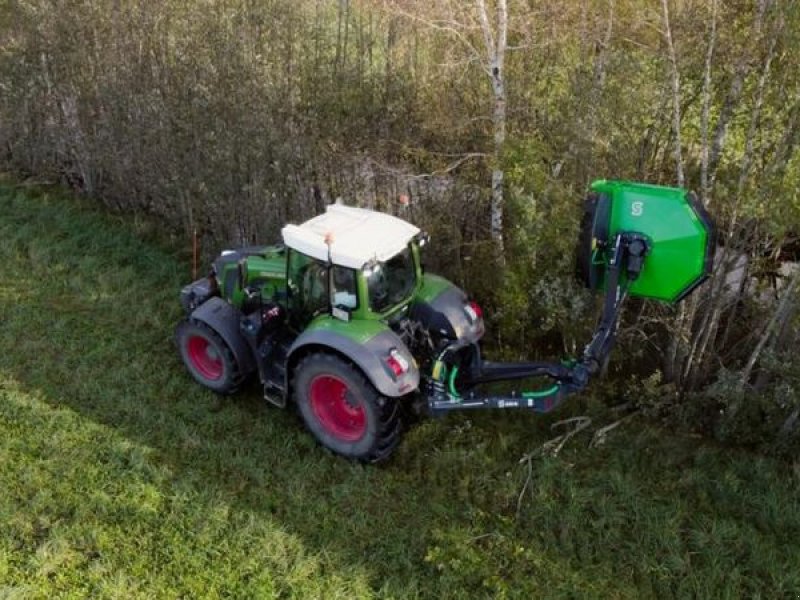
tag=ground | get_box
[0,181,799,598]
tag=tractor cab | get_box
[281,204,423,325]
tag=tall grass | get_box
[1,181,799,598]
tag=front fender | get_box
[287,325,419,398]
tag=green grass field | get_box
[1,182,799,599]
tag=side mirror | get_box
[331,305,352,322]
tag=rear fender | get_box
[188,297,256,375]
[287,328,419,398]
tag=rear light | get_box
[469,301,483,319]
[386,348,409,377]
[465,300,483,322]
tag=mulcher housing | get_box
[175,180,715,462]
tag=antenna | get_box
[192,228,198,279]
[324,231,335,264]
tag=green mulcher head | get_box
[577,180,716,303]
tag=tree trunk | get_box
[707,0,771,188]
[699,0,718,205]
[660,0,687,384]
[740,268,800,388]
[661,0,684,187]
[477,0,507,258]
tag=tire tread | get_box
[293,352,403,463]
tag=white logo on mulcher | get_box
[631,201,644,217]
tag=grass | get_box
[0,181,799,599]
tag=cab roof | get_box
[281,204,420,270]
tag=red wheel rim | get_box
[309,375,366,442]
[186,335,223,380]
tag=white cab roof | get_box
[281,204,420,270]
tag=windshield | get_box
[367,246,416,313]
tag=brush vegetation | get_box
[1,182,799,598]
[3,0,800,441]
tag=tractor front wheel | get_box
[176,319,245,394]
[293,353,402,463]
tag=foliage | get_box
[489,136,593,357]
[698,350,800,455]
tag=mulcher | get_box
[175,180,715,462]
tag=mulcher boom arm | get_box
[427,180,715,416]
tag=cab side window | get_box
[287,250,329,326]
[331,266,358,310]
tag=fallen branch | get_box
[590,410,639,448]
[516,409,645,516]
[519,417,593,462]
[516,416,592,517]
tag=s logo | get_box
[631,201,644,217]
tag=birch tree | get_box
[384,0,510,258]
[660,0,684,187]
[476,0,508,254]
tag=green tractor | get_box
[176,180,715,462]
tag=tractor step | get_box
[256,331,292,407]
[263,383,286,408]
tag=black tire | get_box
[576,191,610,290]
[175,319,245,395]
[293,353,402,463]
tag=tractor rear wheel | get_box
[293,353,402,463]
[176,319,245,394]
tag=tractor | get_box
[175,180,715,462]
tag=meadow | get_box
[1,181,799,598]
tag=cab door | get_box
[286,249,330,329]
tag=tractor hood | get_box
[410,274,485,346]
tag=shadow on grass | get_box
[1,183,799,598]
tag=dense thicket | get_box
[2,0,799,449]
